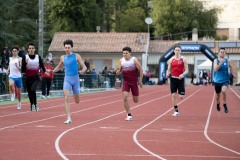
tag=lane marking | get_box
[161,128,182,131]
[204,93,240,155]
[64,153,240,159]
[133,88,202,160]
[55,93,172,160]
[36,125,56,128]
[230,88,240,99]
[99,127,119,129]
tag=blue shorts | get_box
[63,75,80,94]
[8,77,22,88]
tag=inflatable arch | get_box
[158,44,217,84]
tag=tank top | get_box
[64,53,78,76]
[171,57,184,77]
[25,54,39,77]
[9,57,22,78]
[213,58,229,83]
[121,57,138,83]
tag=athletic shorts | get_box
[170,77,185,95]
[214,82,229,94]
[122,80,139,96]
[63,75,80,94]
[8,77,22,88]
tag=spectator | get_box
[102,66,108,75]
[108,68,116,87]
[41,59,54,99]
[145,70,151,83]
[191,72,195,84]
[199,70,203,84]
[18,47,27,58]
[84,58,90,70]
[1,48,10,70]
[45,52,55,67]
[91,68,98,87]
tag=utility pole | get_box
[38,0,44,57]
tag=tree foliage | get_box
[151,0,219,40]
[46,0,100,33]
[0,0,38,48]
[0,0,221,51]
[115,0,149,32]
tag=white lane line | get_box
[55,93,171,160]
[0,90,118,109]
[64,153,240,159]
[0,93,123,118]
[0,89,163,131]
[204,93,240,155]
[230,88,240,99]
[133,88,202,160]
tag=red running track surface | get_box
[0,85,239,160]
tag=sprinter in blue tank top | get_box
[213,48,236,113]
[53,39,87,124]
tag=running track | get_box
[0,85,239,160]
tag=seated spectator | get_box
[145,70,151,83]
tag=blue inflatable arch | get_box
[158,44,217,84]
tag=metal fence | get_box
[0,73,122,95]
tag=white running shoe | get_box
[47,95,51,98]
[172,111,179,116]
[41,95,45,99]
[125,115,133,121]
[10,94,15,101]
[17,102,21,109]
[64,119,72,124]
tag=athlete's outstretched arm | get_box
[76,54,87,74]
[52,56,64,73]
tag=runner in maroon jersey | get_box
[116,47,143,121]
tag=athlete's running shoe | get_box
[224,105,228,113]
[64,119,72,124]
[17,102,21,109]
[10,94,15,101]
[172,111,179,116]
[125,115,133,121]
[35,105,39,112]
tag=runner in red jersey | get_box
[116,47,143,121]
[166,45,188,116]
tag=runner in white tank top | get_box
[6,47,22,109]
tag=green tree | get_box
[46,0,101,33]
[151,0,219,40]
[0,0,38,48]
[115,0,149,32]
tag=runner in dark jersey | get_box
[22,42,46,111]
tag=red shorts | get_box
[122,80,139,96]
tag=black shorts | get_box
[170,77,185,95]
[214,82,229,94]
